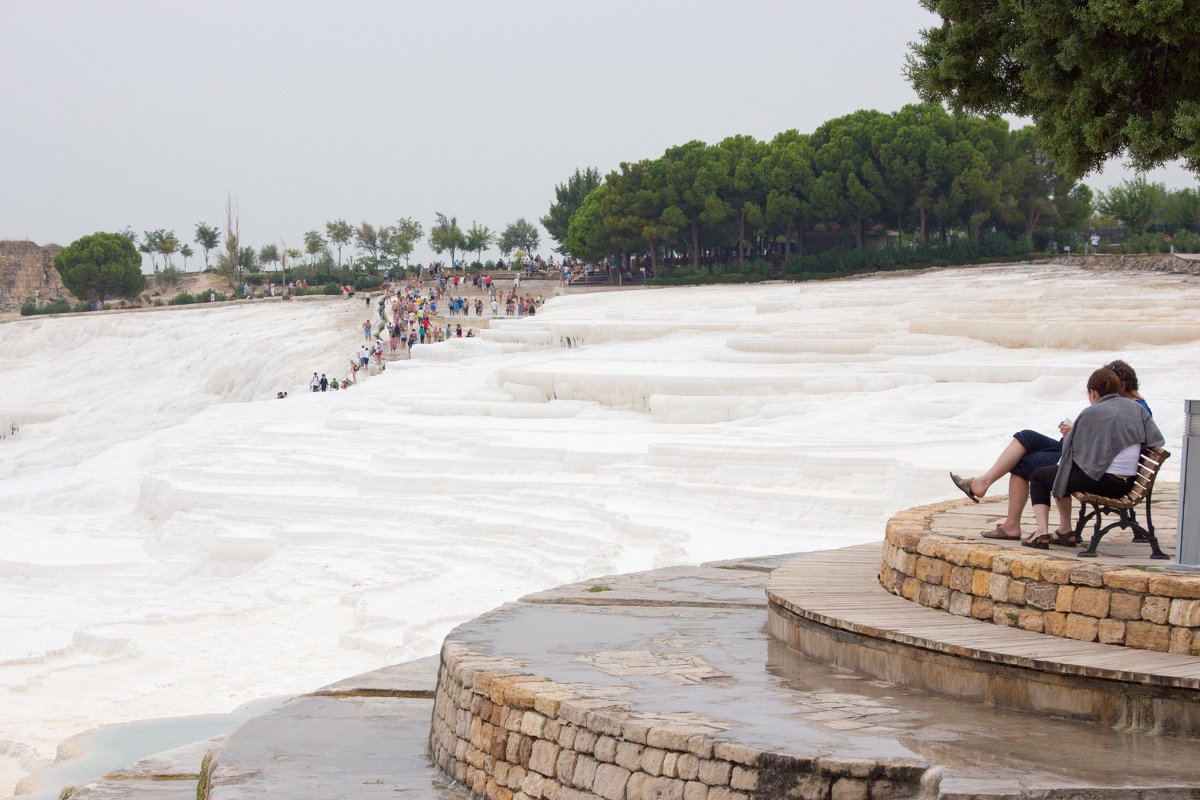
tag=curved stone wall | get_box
[430,639,930,800]
[879,499,1200,655]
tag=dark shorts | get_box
[1012,429,1061,480]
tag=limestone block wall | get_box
[0,240,70,311]
[1053,253,1200,274]
[430,640,932,800]
[880,505,1200,655]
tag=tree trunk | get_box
[918,208,928,245]
[737,210,746,263]
[690,220,700,268]
[648,242,659,272]
[852,218,864,250]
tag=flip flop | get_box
[950,472,979,503]
[1049,530,1079,547]
[981,527,1020,540]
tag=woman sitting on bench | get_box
[949,360,1149,540]
[1022,367,1164,549]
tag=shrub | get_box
[168,292,195,305]
[19,298,72,315]
[323,282,342,295]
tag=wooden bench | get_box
[1072,446,1171,559]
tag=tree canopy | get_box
[905,0,1200,176]
[498,218,540,256]
[54,232,147,302]
[541,167,602,251]
[562,104,1091,268]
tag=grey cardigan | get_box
[1052,393,1165,497]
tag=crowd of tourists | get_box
[293,274,546,395]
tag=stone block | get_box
[970,596,994,620]
[991,554,1016,575]
[683,781,709,800]
[948,590,973,617]
[706,788,746,800]
[1125,621,1171,652]
[662,752,679,778]
[640,747,666,776]
[1142,596,1171,624]
[916,536,943,557]
[831,778,869,800]
[948,566,973,593]
[1103,569,1150,592]
[901,578,919,601]
[697,759,732,786]
[1064,613,1098,642]
[1069,565,1104,587]
[522,771,546,797]
[1098,618,1126,645]
[971,569,991,596]
[556,750,577,784]
[1044,611,1067,637]
[1007,579,1027,606]
[925,583,951,610]
[967,547,998,569]
[988,573,1010,602]
[1148,575,1200,599]
[915,556,947,586]
[1010,558,1043,581]
[572,755,598,790]
[677,754,700,781]
[531,740,561,777]
[1071,587,1111,618]
[594,763,632,800]
[1169,627,1194,655]
[992,603,1020,627]
[1109,592,1142,621]
[615,741,644,771]
[791,774,832,800]
[1169,599,1200,627]
[1038,560,1073,584]
[574,730,597,753]
[940,542,977,566]
[1017,609,1044,632]
[1055,585,1075,613]
[1024,582,1058,610]
[730,766,757,792]
[711,742,758,766]
[686,736,713,759]
[595,736,617,763]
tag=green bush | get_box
[19,298,72,315]
[323,282,342,295]
[168,292,195,305]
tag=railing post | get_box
[1177,400,1200,567]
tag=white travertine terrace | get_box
[1,263,1198,795]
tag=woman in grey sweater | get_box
[1024,368,1164,549]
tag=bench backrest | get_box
[1072,446,1170,508]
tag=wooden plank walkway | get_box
[767,543,1200,689]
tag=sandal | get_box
[950,472,979,503]
[1021,534,1051,550]
[1049,530,1079,547]
[981,527,1020,540]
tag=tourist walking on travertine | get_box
[310,373,320,392]
[362,320,372,342]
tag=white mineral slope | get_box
[3,264,1200,796]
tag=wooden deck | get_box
[768,542,1200,689]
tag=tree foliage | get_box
[464,222,494,265]
[428,213,467,265]
[563,104,1092,266]
[325,219,353,267]
[498,218,540,257]
[194,223,220,270]
[905,0,1200,176]
[54,231,147,302]
[541,167,602,251]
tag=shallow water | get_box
[2,264,1198,795]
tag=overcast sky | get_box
[2,0,1195,267]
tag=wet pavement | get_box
[442,561,1200,797]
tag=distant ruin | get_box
[0,240,73,311]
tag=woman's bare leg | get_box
[969,438,1027,498]
[994,475,1029,537]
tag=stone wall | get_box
[0,240,71,311]
[879,503,1200,655]
[430,640,932,800]
[1053,253,1200,275]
